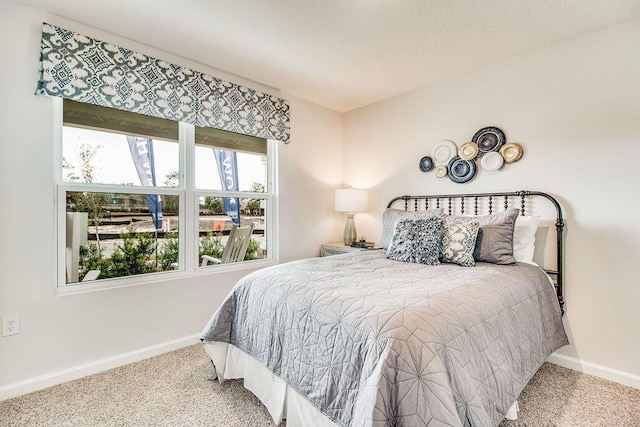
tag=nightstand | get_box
[320,243,381,257]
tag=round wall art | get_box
[434,165,448,178]
[472,126,506,157]
[419,156,434,172]
[500,142,523,163]
[480,151,504,171]
[423,127,524,183]
[458,141,479,161]
[431,140,457,165]
[447,156,477,183]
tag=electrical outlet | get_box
[2,314,20,336]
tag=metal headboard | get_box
[387,190,565,313]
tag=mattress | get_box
[201,250,568,426]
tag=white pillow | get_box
[513,215,540,264]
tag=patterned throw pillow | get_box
[381,208,443,250]
[441,220,480,267]
[387,218,444,265]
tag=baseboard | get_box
[547,352,640,390]
[0,333,201,402]
[3,340,637,402]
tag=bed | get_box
[200,190,568,426]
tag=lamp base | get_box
[343,213,357,246]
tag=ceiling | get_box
[14,0,640,112]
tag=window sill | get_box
[54,258,276,296]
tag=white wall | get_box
[344,19,640,377]
[0,0,343,391]
[280,99,344,262]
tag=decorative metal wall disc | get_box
[447,155,477,184]
[480,151,504,171]
[500,142,523,163]
[434,165,448,178]
[472,127,506,157]
[419,156,434,172]
[458,142,479,161]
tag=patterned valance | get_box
[37,23,290,143]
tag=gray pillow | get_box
[381,208,443,249]
[446,208,519,264]
[387,218,444,265]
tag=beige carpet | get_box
[1,345,638,426]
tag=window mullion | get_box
[54,98,65,289]
[59,182,182,196]
[195,190,268,199]
[181,122,196,272]
[267,140,279,264]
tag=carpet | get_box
[1,345,638,426]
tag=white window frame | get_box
[53,98,279,294]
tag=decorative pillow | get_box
[381,208,443,249]
[447,209,519,264]
[387,218,444,265]
[441,220,480,267]
[513,215,541,264]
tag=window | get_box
[57,99,277,289]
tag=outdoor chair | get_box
[82,270,101,281]
[201,223,254,267]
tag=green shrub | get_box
[99,226,156,279]
[78,226,260,281]
[244,238,260,260]
[158,231,179,271]
[79,241,105,280]
[199,232,224,263]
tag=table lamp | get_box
[335,188,368,246]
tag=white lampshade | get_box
[335,189,368,213]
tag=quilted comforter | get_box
[200,251,568,426]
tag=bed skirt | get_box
[203,341,520,426]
